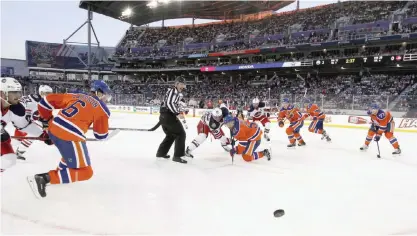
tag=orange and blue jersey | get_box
[231,119,263,142]
[231,119,263,160]
[370,109,394,134]
[277,105,303,123]
[38,93,110,142]
[305,104,325,120]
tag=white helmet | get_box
[211,108,223,122]
[38,85,53,97]
[1,77,22,93]
[252,98,260,104]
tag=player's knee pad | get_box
[308,128,315,133]
[242,154,252,162]
[286,127,294,135]
[195,133,207,144]
[384,132,394,139]
[367,130,376,137]
[78,166,94,181]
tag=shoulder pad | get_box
[9,103,26,117]
[29,94,41,102]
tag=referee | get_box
[156,77,187,164]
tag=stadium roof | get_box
[79,1,294,26]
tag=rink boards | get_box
[106,105,417,133]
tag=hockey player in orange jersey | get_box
[27,80,112,198]
[302,98,331,142]
[277,98,306,147]
[360,103,401,155]
[223,115,271,162]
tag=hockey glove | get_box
[222,144,232,152]
[278,121,284,127]
[302,114,309,120]
[374,135,381,142]
[1,126,10,142]
[40,131,53,145]
[39,118,50,129]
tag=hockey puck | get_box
[273,209,285,218]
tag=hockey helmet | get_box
[1,77,22,93]
[38,85,53,97]
[211,108,223,122]
[91,80,112,102]
[252,98,260,104]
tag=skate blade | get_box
[26,176,42,199]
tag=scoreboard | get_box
[314,55,404,67]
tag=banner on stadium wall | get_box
[188,54,208,58]
[208,49,260,57]
[398,118,417,129]
[25,40,115,70]
[200,62,283,72]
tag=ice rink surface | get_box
[2,113,417,235]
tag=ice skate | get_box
[360,145,369,151]
[27,173,50,198]
[263,149,271,161]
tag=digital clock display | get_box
[345,58,355,64]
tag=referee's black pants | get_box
[156,112,186,158]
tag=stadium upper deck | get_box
[79,0,294,26]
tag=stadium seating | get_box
[114,1,416,58]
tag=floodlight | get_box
[122,8,132,17]
[147,0,158,8]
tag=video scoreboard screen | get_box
[313,55,404,67]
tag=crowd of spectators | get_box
[114,1,416,58]
[5,73,416,117]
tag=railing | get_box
[108,93,416,115]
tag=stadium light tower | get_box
[63,5,100,82]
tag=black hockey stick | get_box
[11,129,120,142]
[89,122,161,132]
[230,130,235,164]
[376,141,381,158]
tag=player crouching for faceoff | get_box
[223,115,271,162]
[248,98,271,141]
[185,107,231,158]
[302,98,331,142]
[360,103,401,155]
[14,85,53,161]
[277,98,306,148]
[1,78,52,172]
[27,80,112,198]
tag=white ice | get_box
[1,113,417,235]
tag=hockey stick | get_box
[376,141,381,158]
[11,129,120,142]
[230,129,235,164]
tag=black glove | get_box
[40,131,53,145]
[1,125,10,142]
[374,135,381,142]
[39,118,50,129]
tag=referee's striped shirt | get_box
[162,87,181,115]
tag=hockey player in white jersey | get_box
[14,85,53,160]
[247,98,271,141]
[1,78,52,171]
[185,107,231,158]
